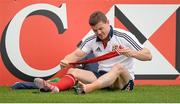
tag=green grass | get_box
[0,85,180,103]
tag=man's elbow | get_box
[145,48,152,61]
[147,54,152,61]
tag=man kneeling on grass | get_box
[34,11,152,94]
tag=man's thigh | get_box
[110,76,127,89]
[69,68,97,84]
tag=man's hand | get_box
[115,47,136,57]
[60,59,70,69]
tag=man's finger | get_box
[115,48,122,55]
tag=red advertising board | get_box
[0,0,180,85]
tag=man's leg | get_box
[67,68,97,84]
[34,68,97,92]
[110,75,134,91]
[52,68,97,90]
[79,63,132,93]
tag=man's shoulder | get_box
[82,35,97,42]
[78,35,97,47]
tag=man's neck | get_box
[102,36,109,48]
[102,36,109,43]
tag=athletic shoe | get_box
[34,78,59,93]
[121,80,134,91]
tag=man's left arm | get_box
[132,48,152,61]
[116,47,152,61]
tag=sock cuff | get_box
[65,74,76,85]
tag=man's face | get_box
[91,21,110,40]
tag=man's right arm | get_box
[60,48,87,68]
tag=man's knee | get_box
[67,68,80,78]
[112,63,125,74]
[113,63,124,69]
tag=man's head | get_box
[89,11,110,41]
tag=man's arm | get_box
[116,47,152,61]
[60,48,87,68]
[132,48,152,61]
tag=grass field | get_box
[0,85,180,103]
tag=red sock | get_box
[51,74,76,91]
